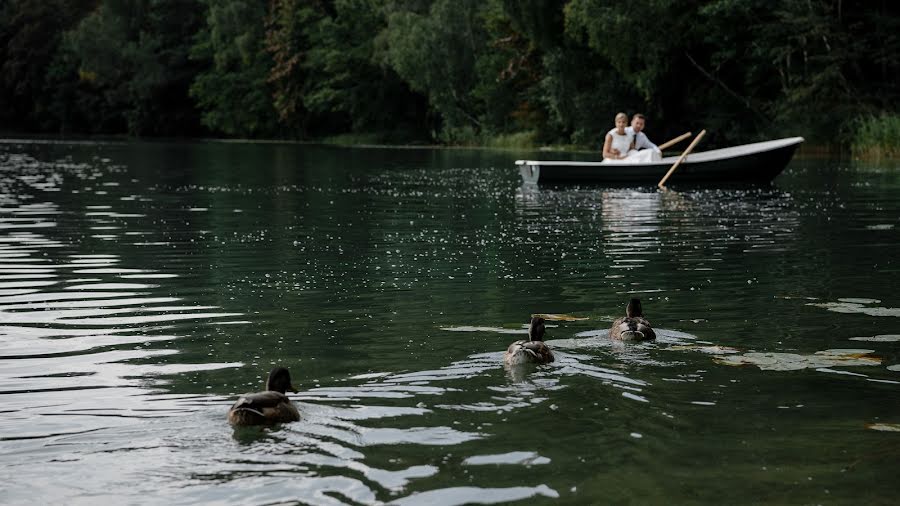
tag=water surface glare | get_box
[1,141,899,505]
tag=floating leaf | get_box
[867,423,900,432]
[440,326,525,334]
[463,451,551,466]
[669,344,741,355]
[715,349,881,371]
[531,313,590,321]
[850,334,900,342]
[816,349,880,359]
[807,300,900,317]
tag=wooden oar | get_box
[657,129,706,189]
[657,131,692,151]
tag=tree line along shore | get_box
[1,0,898,158]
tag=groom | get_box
[626,113,661,156]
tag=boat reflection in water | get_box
[600,189,662,273]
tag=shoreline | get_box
[0,132,894,161]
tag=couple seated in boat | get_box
[602,112,662,163]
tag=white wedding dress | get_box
[622,148,662,163]
[603,128,634,162]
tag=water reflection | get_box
[3,143,900,504]
[0,153,244,451]
[2,147,577,504]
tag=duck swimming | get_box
[227,367,300,426]
[610,298,656,341]
[504,316,554,365]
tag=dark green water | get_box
[1,139,898,505]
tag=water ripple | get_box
[4,143,899,505]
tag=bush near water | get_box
[852,114,900,160]
[0,0,898,154]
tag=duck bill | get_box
[289,384,299,393]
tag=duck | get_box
[610,298,656,341]
[504,316,554,365]
[227,367,301,425]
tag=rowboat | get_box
[516,137,804,184]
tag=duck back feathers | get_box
[504,317,554,365]
[505,339,554,365]
[228,390,300,425]
[610,298,656,341]
[228,367,300,425]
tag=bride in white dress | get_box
[622,147,662,163]
[602,112,634,162]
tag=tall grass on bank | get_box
[852,114,900,159]
[484,131,538,149]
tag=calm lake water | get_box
[1,139,898,505]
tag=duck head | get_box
[625,298,643,318]
[528,316,546,341]
[266,367,299,394]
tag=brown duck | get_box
[227,367,300,425]
[504,316,554,365]
[610,298,656,341]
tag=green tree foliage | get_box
[264,0,317,135]
[566,0,900,143]
[58,0,205,135]
[266,0,428,141]
[301,0,428,138]
[264,0,428,140]
[190,0,278,138]
[698,0,900,140]
[383,0,522,142]
[0,0,96,132]
[0,0,897,146]
[499,0,641,145]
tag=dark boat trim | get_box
[516,137,804,184]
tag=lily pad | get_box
[715,349,881,371]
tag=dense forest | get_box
[1,0,898,149]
